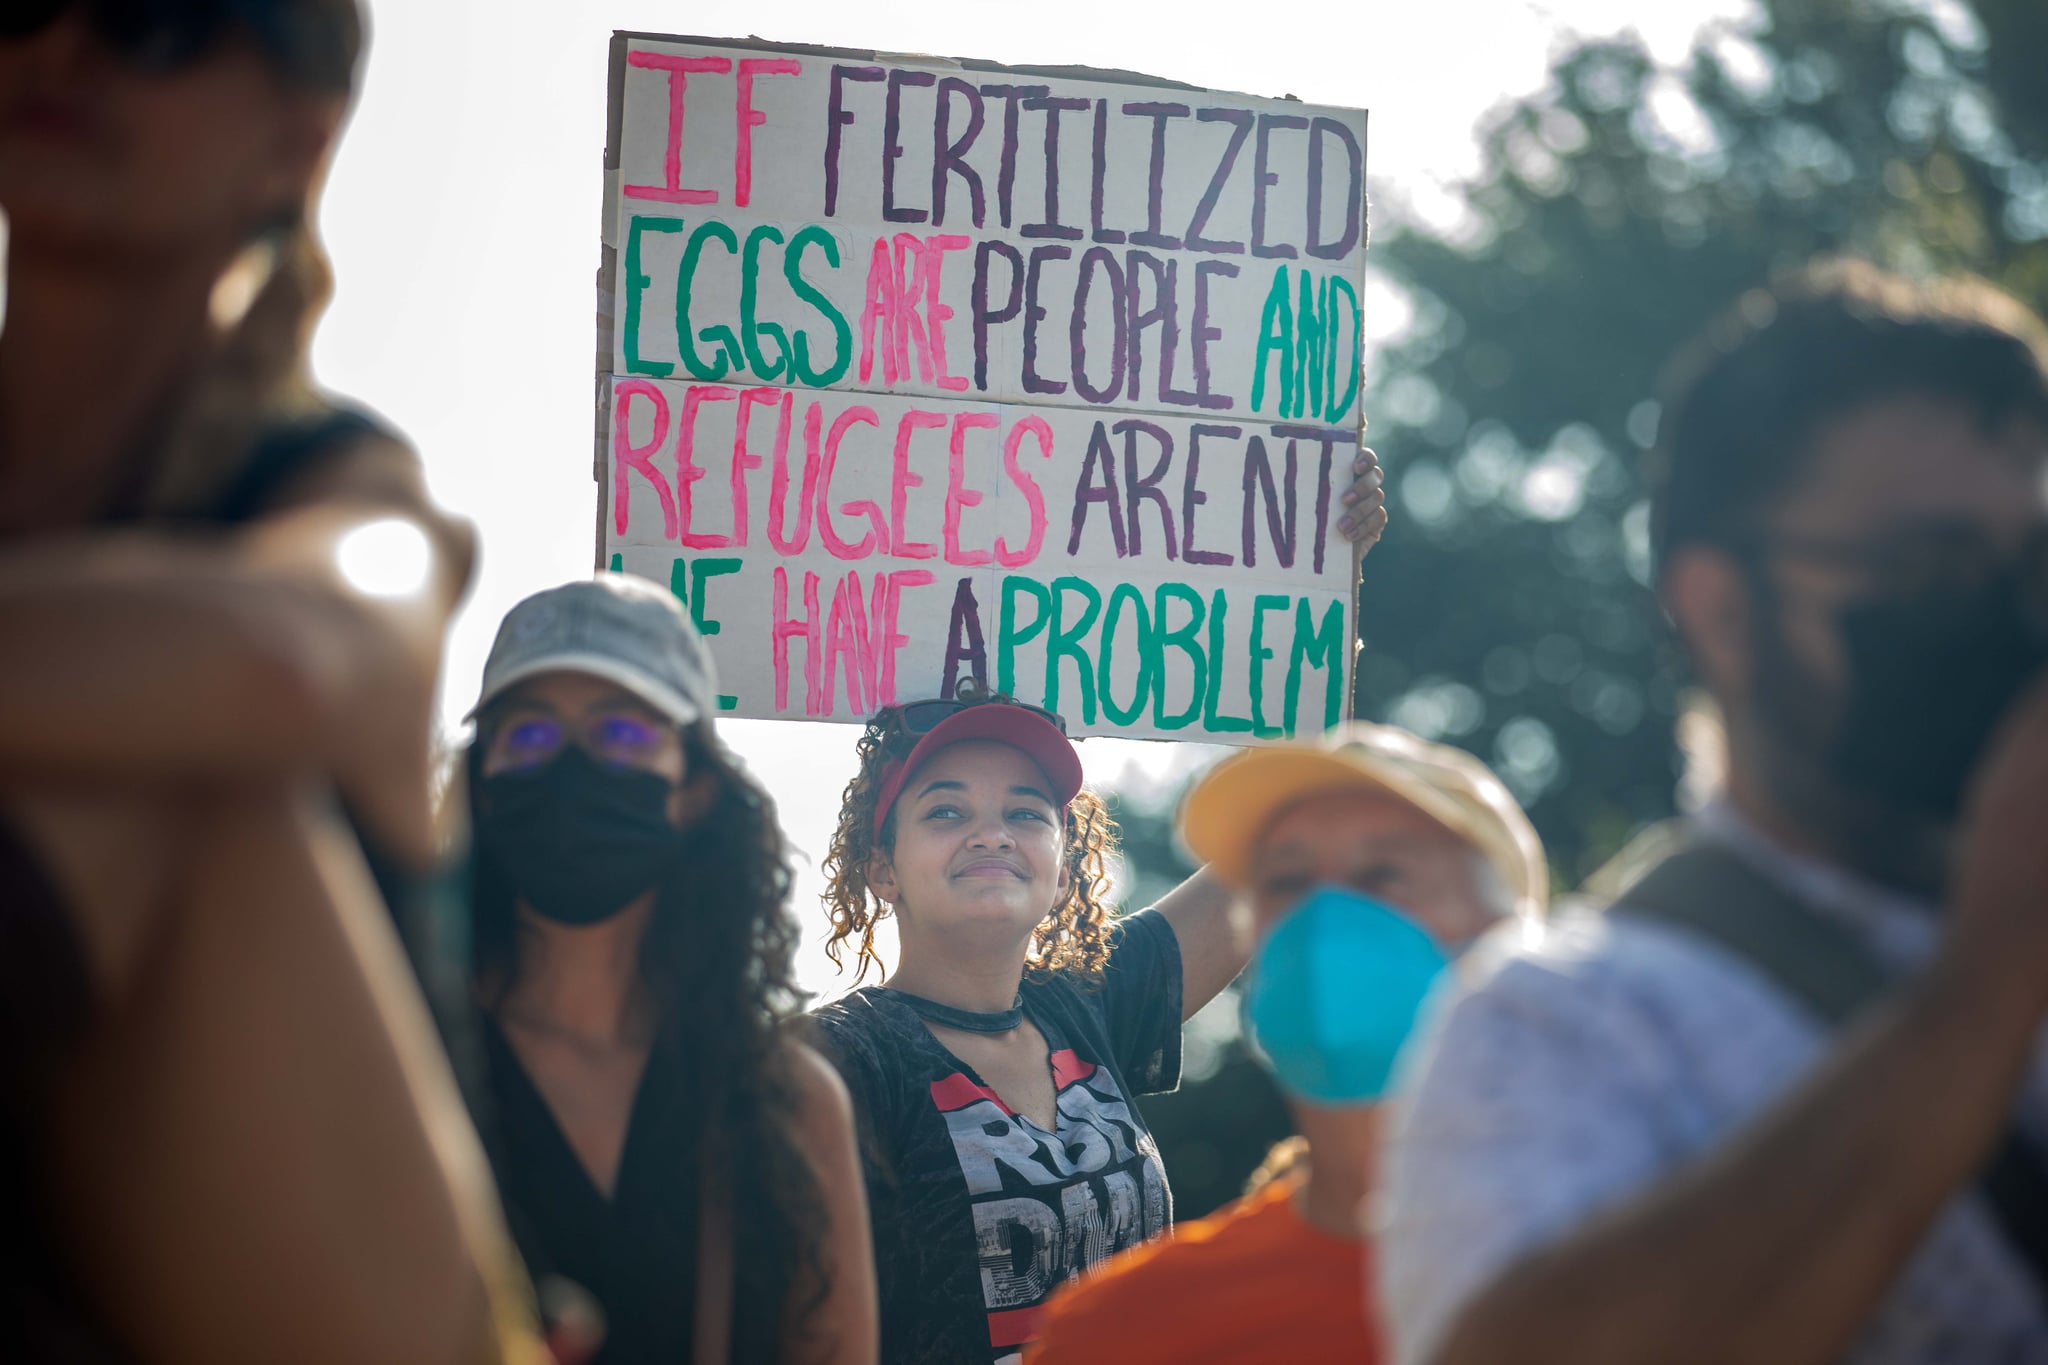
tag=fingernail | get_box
[1343,490,1358,504]
[1354,457,1370,472]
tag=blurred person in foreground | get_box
[462,575,877,1364]
[1380,260,2048,1364]
[1026,723,1545,1365]
[0,1,539,1361]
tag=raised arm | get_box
[0,436,471,866]
[1151,868,1253,1022]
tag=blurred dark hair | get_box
[255,0,366,94]
[464,718,827,1345]
[1649,258,2048,581]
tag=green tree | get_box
[1360,0,2048,885]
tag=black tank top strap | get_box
[205,405,393,525]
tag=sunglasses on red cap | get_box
[893,696,1067,738]
[868,694,1078,842]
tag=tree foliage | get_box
[1360,0,2048,885]
[1133,0,2048,1215]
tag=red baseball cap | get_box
[870,705,1084,841]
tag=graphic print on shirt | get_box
[931,1048,1170,1362]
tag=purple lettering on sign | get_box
[825,65,885,218]
[1186,108,1252,254]
[1071,246,1128,405]
[1307,116,1365,260]
[1117,418,1177,561]
[1252,111,1308,259]
[1022,243,1073,395]
[1121,101,1189,251]
[1180,423,1238,566]
[1088,100,1125,245]
[1191,259,1238,411]
[883,67,936,224]
[1021,95,1089,241]
[932,77,987,228]
[977,83,1050,230]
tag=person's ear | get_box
[867,851,901,906]
[252,94,344,220]
[1662,546,1755,707]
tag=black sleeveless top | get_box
[0,406,446,1362]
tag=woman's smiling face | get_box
[869,740,1070,943]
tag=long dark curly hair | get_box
[820,685,1123,988]
[464,718,826,1352]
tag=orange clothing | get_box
[1025,1175,1378,1364]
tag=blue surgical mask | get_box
[1243,885,1451,1106]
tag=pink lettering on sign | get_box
[768,399,822,555]
[944,411,999,566]
[880,570,935,702]
[818,406,887,560]
[772,565,822,713]
[623,51,731,205]
[823,571,872,717]
[997,416,1054,567]
[818,569,938,716]
[732,386,790,549]
[613,380,676,539]
[890,409,946,560]
[892,234,934,384]
[734,58,800,208]
[924,234,972,392]
[857,237,897,386]
[676,384,738,548]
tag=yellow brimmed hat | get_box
[1178,722,1549,916]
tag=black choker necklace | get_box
[883,988,1024,1033]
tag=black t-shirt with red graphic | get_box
[812,910,1184,1365]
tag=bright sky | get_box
[314,0,1750,999]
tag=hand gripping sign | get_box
[597,33,1368,742]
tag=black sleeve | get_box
[1097,909,1184,1096]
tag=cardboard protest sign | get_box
[598,33,1368,741]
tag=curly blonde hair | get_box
[822,688,1122,988]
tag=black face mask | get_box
[477,746,682,927]
[1825,569,2048,822]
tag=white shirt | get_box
[1377,803,2048,1364]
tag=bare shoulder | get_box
[780,1037,857,1141]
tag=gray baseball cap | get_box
[468,573,718,728]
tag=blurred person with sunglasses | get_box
[1380,262,2048,1365]
[1026,723,1545,1365]
[0,2,544,1362]
[462,575,878,1365]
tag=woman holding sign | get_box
[809,687,1235,1364]
[0,1,535,1361]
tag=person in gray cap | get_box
[462,573,877,1364]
